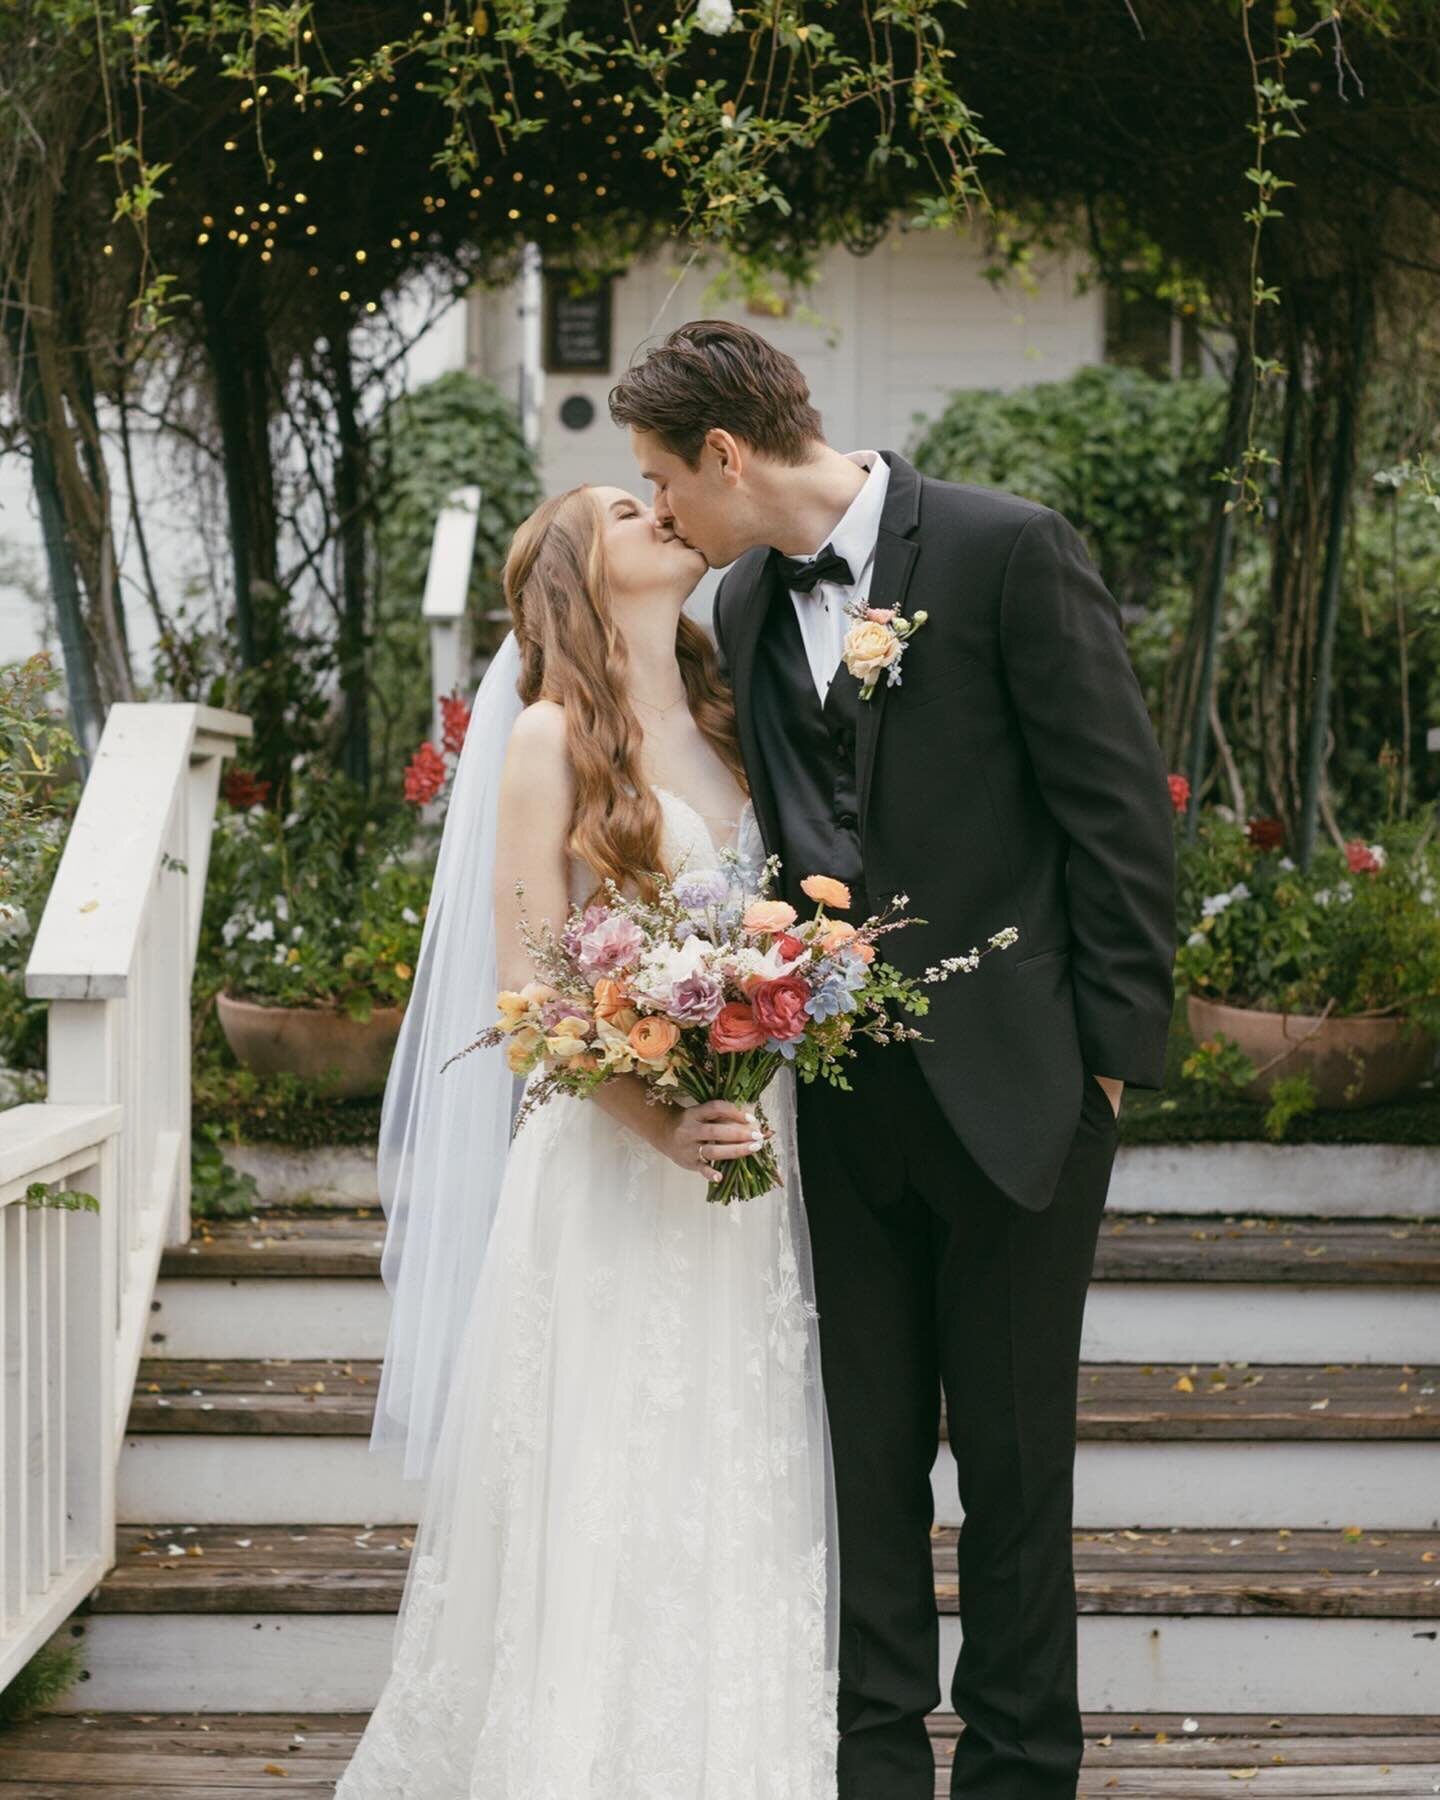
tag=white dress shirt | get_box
[784,451,891,704]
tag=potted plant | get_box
[203,760,432,1099]
[1175,811,1440,1110]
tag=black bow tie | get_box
[775,544,855,595]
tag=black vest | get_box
[751,581,869,920]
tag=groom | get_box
[611,322,1175,1799]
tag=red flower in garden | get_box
[223,769,272,809]
[750,974,811,1043]
[1344,840,1382,875]
[404,741,448,806]
[439,692,472,757]
[1247,817,1286,851]
[1167,773,1190,815]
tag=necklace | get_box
[632,688,689,720]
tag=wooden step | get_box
[159,1210,1440,1284]
[4,1712,1438,1797]
[125,1357,1439,1441]
[91,1522,1440,1620]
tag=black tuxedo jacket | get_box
[713,452,1176,1212]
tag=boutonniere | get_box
[841,599,929,702]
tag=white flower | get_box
[273,945,290,965]
[1336,880,1354,904]
[283,812,299,829]
[291,925,305,941]
[1186,931,1206,948]
[401,906,420,926]
[1314,888,1332,908]
[1421,885,1436,906]
[695,0,735,33]
[1227,882,1251,903]
[1368,843,1388,868]
[274,894,290,923]
[246,918,276,944]
[1279,856,1296,871]
[1200,891,1233,918]
[221,912,250,947]
[0,902,31,943]
[636,932,718,1004]
[248,804,266,819]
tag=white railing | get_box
[0,701,250,1690]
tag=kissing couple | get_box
[336,321,1175,1800]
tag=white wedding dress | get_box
[337,789,838,1800]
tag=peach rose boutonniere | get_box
[842,599,928,701]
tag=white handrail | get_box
[0,701,249,1692]
[421,486,480,749]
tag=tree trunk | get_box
[328,325,371,794]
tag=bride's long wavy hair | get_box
[502,487,747,902]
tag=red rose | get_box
[439,692,472,757]
[1167,773,1191,815]
[1247,817,1286,851]
[404,741,448,806]
[1344,840,1381,875]
[709,1002,767,1054]
[223,768,272,810]
[775,933,807,963]
[750,974,811,1043]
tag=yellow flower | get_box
[802,875,853,911]
[394,962,413,981]
[843,618,902,683]
[497,989,530,1025]
[505,1025,543,1073]
[545,1015,592,1060]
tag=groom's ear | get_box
[704,428,745,484]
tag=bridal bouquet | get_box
[458,857,1017,1204]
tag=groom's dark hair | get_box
[609,320,824,468]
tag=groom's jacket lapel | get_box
[725,546,785,855]
[856,451,923,838]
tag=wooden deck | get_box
[82,1520,1440,1620]
[2,1711,1438,1796]
[159,1210,1440,1285]
[125,1354,1438,1442]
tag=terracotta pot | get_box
[216,992,405,1099]
[1187,994,1435,1110]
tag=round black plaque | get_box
[559,393,596,431]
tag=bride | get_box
[336,486,839,1797]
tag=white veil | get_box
[371,632,525,1481]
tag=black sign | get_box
[544,273,614,374]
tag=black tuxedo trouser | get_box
[797,1042,1118,1800]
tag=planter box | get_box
[1188,995,1435,1110]
[217,992,404,1100]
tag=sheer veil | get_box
[371,632,524,1480]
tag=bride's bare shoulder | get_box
[506,699,567,758]
[501,702,573,815]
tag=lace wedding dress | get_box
[336,789,839,1800]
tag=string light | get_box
[339,289,351,301]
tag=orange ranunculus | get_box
[851,940,876,965]
[593,976,630,1021]
[628,1016,681,1061]
[801,875,852,911]
[821,921,857,953]
[743,898,798,935]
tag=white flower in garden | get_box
[1186,931,1206,948]
[274,894,290,923]
[0,902,31,942]
[284,812,299,829]
[1279,856,1296,871]
[291,925,305,941]
[696,0,735,34]
[246,918,276,944]
[248,804,266,819]
[221,913,249,947]
[1368,843,1387,868]
[273,946,289,965]
[1336,880,1354,904]
[401,906,420,925]
[1200,891,1233,918]
[1315,888,1332,908]
[1228,882,1251,903]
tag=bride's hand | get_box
[657,1101,765,1187]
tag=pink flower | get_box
[439,692,472,757]
[864,607,896,624]
[710,1002,768,1054]
[743,899,798,935]
[1167,773,1191,815]
[577,911,646,979]
[751,974,811,1043]
[404,742,447,806]
[1344,840,1383,875]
